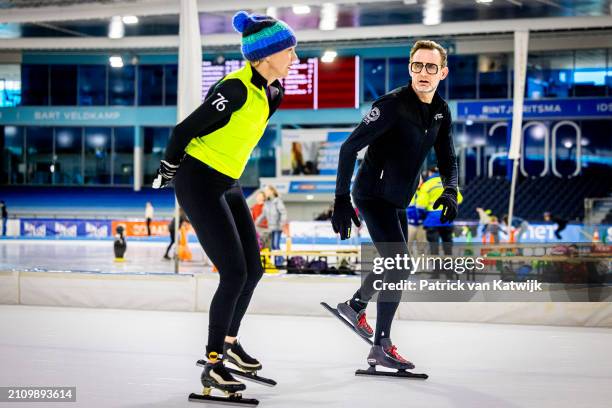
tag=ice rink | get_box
[1,304,611,408]
[0,239,209,275]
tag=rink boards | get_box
[1,270,611,328]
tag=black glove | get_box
[433,187,458,224]
[152,159,180,189]
[331,194,361,240]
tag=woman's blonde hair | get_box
[265,185,279,197]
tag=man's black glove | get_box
[152,159,180,189]
[331,194,361,240]
[433,187,458,224]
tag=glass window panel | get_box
[608,49,612,96]
[26,126,53,184]
[164,64,178,105]
[78,65,106,106]
[388,57,409,90]
[143,127,171,182]
[20,64,48,105]
[0,64,22,107]
[108,66,135,106]
[363,59,386,102]
[84,127,111,184]
[573,49,607,97]
[138,65,164,105]
[1,125,25,184]
[113,127,134,185]
[54,127,82,185]
[526,51,573,99]
[448,55,477,99]
[478,54,508,99]
[50,65,77,105]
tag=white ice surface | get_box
[0,305,611,408]
[0,240,209,274]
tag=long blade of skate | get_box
[320,302,373,345]
[355,367,428,379]
[188,392,259,406]
[226,367,277,387]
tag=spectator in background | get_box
[250,190,268,248]
[485,215,501,244]
[164,208,188,260]
[544,211,567,240]
[476,207,492,235]
[250,191,266,226]
[1,201,7,236]
[315,204,334,221]
[501,214,529,243]
[406,177,426,252]
[145,201,154,236]
[257,186,287,265]
[417,167,464,263]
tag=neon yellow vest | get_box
[185,63,269,179]
[416,176,463,210]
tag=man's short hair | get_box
[410,40,447,68]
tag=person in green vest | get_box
[416,166,463,278]
[152,10,297,394]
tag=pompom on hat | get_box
[232,11,297,62]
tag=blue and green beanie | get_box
[232,11,297,62]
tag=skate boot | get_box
[367,338,415,370]
[337,301,374,339]
[224,339,262,372]
[355,339,428,379]
[200,352,246,393]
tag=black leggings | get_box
[175,156,264,354]
[352,196,411,345]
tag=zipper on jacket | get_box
[380,169,384,179]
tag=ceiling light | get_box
[292,5,311,15]
[319,3,338,31]
[321,50,337,63]
[266,7,277,19]
[108,16,124,39]
[122,15,139,24]
[109,55,124,68]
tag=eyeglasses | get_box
[410,61,440,75]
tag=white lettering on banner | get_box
[55,223,77,237]
[481,103,564,116]
[62,111,120,121]
[524,104,562,114]
[23,222,46,237]
[596,102,612,112]
[85,223,108,238]
[35,111,60,120]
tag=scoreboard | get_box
[202,56,359,109]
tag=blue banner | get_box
[21,219,111,238]
[457,98,612,120]
[289,181,337,193]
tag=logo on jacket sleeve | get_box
[434,113,444,120]
[363,107,380,124]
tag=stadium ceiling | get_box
[0,0,611,50]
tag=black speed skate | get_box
[189,353,258,405]
[321,302,373,345]
[355,338,428,380]
[196,342,277,387]
[224,339,262,371]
